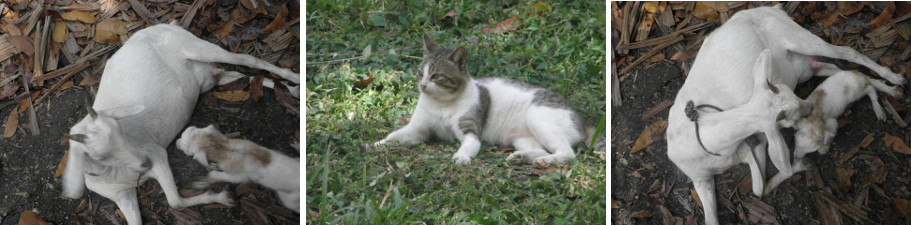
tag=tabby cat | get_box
[373,34,588,165]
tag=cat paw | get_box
[452,154,471,165]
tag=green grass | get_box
[306,0,606,224]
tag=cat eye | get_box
[431,74,442,80]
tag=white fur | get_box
[666,5,905,225]
[375,76,583,165]
[176,125,300,213]
[61,23,299,225]
[792,70,902,159]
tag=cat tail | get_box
[585,125,606,152]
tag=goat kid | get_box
[61,23,299,225]
[666,5,905,225]
[176,125,300,213]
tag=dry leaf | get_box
[693,2,719,22]
[94,18,128,44]
[18,210,49,225]
[670,50,694,61]
[8,35,35,56]
[17,91,39,114]
[869,2,896,29]
[59,80,74,91]
[643,1,659,13]
[691,188,703,209]
[612,198,620,208]
[250,75,263,102]
[532,2,552,15]
[213,90,250,102]
[52,21,68,43]
[61,11,96,23]
[630,120,668,154]
[274,81,297,107]
[883,133,911,154]
[650,53,665,63]
[630,210,655,218]
[263,5,288,34]
[483,16,523,34]
[79,75,99,86]
[231,7,256,24]
[54,151,68,179]
[894,198,911,219]
[214,20,234,39]
[818,10,838,29]
[631,171,643,178]
[353,77,375,90]
[838,2,864,16]
[2,23,21,36]
[3,108,18,138]
[835,168,856,189]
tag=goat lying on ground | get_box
[666,5,905,225]
[762,70,905,192]
[61,23,299,225]
[176,125,300,213]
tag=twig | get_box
[32,46,113,83]
[0,92,29,111]
[34,63,90,106]
[619,35,684,76]
[128,0,159,24]
[306,46,416,65]
[179,0,206,28]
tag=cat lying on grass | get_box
[371,34,599,165]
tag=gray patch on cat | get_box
[458,84,490,136]
[532,89,585,139]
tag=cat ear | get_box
[423,34,440,56]
[448,47,469,70]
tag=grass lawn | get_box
[305,0,606,224]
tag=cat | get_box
[372,34,594,165]
[176,125,300,213]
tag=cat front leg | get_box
[453,133,482,165]
[374,123,430,146]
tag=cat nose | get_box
[420,84,427,90]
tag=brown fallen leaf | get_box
[17,91,39,114]
[483,16,523,34]
[18,210,49,225]
[213,90,250,102]
[883,133,911,154]
[893,198,911,219]
[630,120,668,154]
[631,171,643,179]
[649,53,665,63]
[835,168,856,189]
[8,35,35,56]
[3,108,18,138]
[274,81,297,108]
[612,198,620,208]
[214,19,234,39]
[52,21,67,43]
[840,133,874,164]
[231,7,256,24]
[59,80,74,91]
[670,50,694,61]
[691,188,703,209]
[838,2,864,16]
[54,151,68,179]
[250,75,264,102]
[94,18,129,44]
[79,75,100,86]
[643,1,658,13]
[263,5,289,34]
[629,210,655,218]
[61,11,96,23]
[352,77,376,90]
[531,2,552,17]
[869,2,896,29]
[817,9,838,29]
[693,2,719,22]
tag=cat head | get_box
[417,34,471,101]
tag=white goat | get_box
[61,23,299,225]
[666,5,905,225]
[176,125,300,213]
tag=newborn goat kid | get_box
[62,23,299,225]
[177,125,300,213]
[794,70,902,159]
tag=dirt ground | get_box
[611,4,911,225]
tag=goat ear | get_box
[65,134,87,143]
[766,79,780,94]
[84,98,97,119]
[752,49,772,88]
[104,105,145,119]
